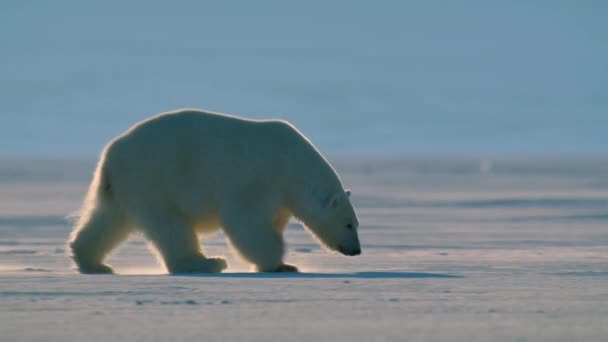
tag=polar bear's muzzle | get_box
[338,244,361,256]
[338,234,361,256]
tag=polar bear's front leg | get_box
[221,206,296,272]
[138,213,227,274]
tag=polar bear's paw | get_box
[274,264,299,273]
[168,256,227,274]
[77,263,114,274]
[202,257,228,273]
[256,263,299,273]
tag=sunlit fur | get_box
[68,109,360,274]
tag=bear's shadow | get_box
[176,271,462,279]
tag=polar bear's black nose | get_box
[339,245,361,256]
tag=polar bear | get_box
[68,109,360,274]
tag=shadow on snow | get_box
[175,271,463,279]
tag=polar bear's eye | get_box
[346,224,354,230]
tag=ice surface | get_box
[1,157,607,341]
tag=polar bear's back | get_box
[100,109,306,216]
[109,108,292,165]
[120,109,279,146]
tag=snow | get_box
[1,157,607,341]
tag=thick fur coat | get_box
[69,109,360,274]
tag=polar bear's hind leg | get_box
[138,213,227,274]
[69,203,130,274]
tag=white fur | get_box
[68,109,360,274]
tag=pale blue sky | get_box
[1,1,607,156]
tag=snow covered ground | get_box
[1,157,607,341]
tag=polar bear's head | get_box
[306,190,361,256]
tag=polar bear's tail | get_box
[68,154,129,273]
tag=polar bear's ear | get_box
[345,190,351,198]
